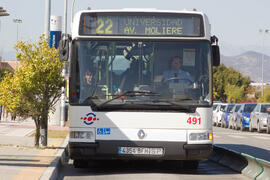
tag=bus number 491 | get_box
[187,117,201,125]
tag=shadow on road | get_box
[215,144,270,162]
[59,160,240,179]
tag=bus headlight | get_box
[189,132,213,141]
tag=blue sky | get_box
[1,0,270,59]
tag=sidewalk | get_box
[0,118,68,180]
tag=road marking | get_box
[0,128,11,135]
[6,129,34,137]
[254,136,270,140]
[215,131,270,137]
[227,135,246,139]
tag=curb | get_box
[211,145,270,180]
[40,136,69,180]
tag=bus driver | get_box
[162,56,193,84]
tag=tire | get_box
[267,125,270,134]
[229,122,232,129]
[257,122,262,133]
[240,121,245,131]
[235,119,239,130]
[73,159,88,168]
[249,121,254,132]
[213,122,216,126]
[183,160,199,170]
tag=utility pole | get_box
[41,0,51,147]
[44,0,51,38]
[13,19,22,69]
[0,7,9,17]
[13,19,22,42]
[0,7,10,32]
[259,29,269,99]
[60,0,68,127]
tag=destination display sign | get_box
[79,12,204,37]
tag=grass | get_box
[30,130,68,138]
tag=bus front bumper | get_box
[69,141,212,161]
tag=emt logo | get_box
[81,112,99,125]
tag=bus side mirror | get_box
[59,35,71,61]
[212,45,220,66]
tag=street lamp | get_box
[0,7,9,17]
[13,19,22,42]
[13,19,22,69]
[259,29,269,98]
[0,7,9,32]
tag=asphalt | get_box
[0,116,68,180]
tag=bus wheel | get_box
[183,160,199,170]
[73,159,88,168]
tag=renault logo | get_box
[138,130,146,139]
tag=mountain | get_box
[221,51,270,83]
[219,41,270,57]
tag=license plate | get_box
[118,147,164,155]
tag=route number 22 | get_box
[187,117,201,125]
[96,19,113,34]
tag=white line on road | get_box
[254,136,270,140]
[227,135,246,139]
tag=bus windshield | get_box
[70,40,211,110]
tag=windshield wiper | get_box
[98,90,160,107]
[150,99,179,105]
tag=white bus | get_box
[60,9,220,169]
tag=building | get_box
[0,56,20,70]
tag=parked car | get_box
[229,104,242,129]
[213,103,227,127]
[221,104,235,128]
[235,103,257,131]
[250,103,270,133]
[267,116,270,134]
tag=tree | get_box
[213,64,251,102]
[224,84,245,103]
[0,67,13,82]
[0,36,64,147]
[258,86,270,103]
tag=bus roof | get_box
[71,9,211,40]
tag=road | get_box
[59,159,247,180]
[59,127,270,179]
[213,126,270,161]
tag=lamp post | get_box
[259,29,269,98]
[0,7,9,17]
[0,7,9,32]
[44,0,51,38]
[13,19,22,42]
[13,19,22,69]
